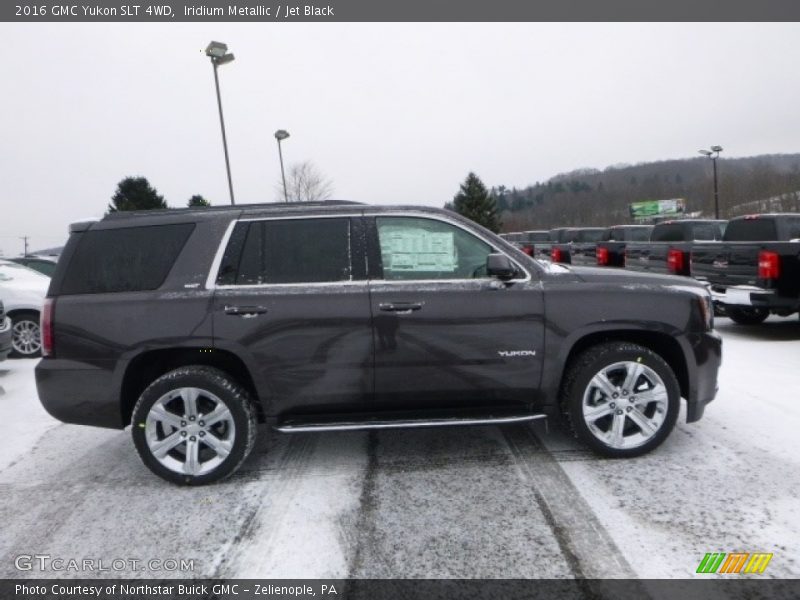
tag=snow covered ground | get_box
[0,316,798,580]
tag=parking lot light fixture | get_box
[698,146,723,219]
[205,41,236,205]
[274,130,290,203]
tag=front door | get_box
[367,215,545,411]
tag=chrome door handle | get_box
[379,302,423,314]
[224,305,268,317]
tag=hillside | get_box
[493,154,800,231]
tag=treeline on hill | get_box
[494,154,800,232]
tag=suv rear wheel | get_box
[561,342,680,458]
[131,366,257,485]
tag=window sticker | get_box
[379,227,457,273]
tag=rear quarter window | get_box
[59,223,195,294]
[651,224,683,242]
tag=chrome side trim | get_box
[274,413,547,433]
[205,210,532,290]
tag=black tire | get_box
[10,311,41,358]
[560,342,680,458]
[131,366,257,485]
[727,307,769,326]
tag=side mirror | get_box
[486,253,517,280]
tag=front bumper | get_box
[0,317,12,360]
[685,329,722,423]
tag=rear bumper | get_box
[710,285,798,311]
[685,329,722,423]
[0,317,11,360]
[35,359,123,428]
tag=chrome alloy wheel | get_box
[12,318,41,356]
[581,360,669,450]
[145,387,236,476]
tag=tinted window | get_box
[524,231,550,242]
[376,217,493,280]
[60,224,195,295]
[691,223,721,241]
[627,227,653,242]
[218,218,351,285]
[575,229,606,243]
[651,224,683,242]
[723,218,779,242]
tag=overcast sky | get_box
[1,22,799,256]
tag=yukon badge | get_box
[498,350,537,357]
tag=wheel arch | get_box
[559,329,690,403]
[119,347,264,426]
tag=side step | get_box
[275,413,546,433]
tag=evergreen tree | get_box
[452,172,501,232]
[187,194,211,207]
[108,177,167,212]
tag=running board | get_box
[274,413,547,433]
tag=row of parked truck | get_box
[501,213,800,325]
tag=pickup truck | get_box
[550,227,607,265]
[624,220,726,277]
[691,213,800,324]
[531,227,570,260]
[595,225,654,268]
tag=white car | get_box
[0,259,49,357]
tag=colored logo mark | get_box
[696,552,773,574]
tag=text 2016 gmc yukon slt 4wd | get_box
[36,203,721,484]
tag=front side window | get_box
[376,217,494,281]
[217,218,351,285]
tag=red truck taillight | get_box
[41,298,55,357]
[667,249,686,274]
[521,245,534,256]
[551,247,563,262]
[758,250,780,280]
[597,247,609,266]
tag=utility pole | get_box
[20,236,29,257]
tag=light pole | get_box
[698,145,723,219]
[205,41,236,206]
[274,129,290,202]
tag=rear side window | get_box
[723,218,779,242]
[60,224,195,295]
[217,218,351,285]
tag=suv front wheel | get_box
[132,366,257,485]
[561,342,680,458]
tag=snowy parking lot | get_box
[0,316,798,581]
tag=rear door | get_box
[366,214,545,411]
[211,215,373,416]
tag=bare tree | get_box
[276,160,334,202]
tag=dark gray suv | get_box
[36,202,721,484]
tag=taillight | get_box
[667,249,686,274]
[551,247,563,263]
[758,250,780,280]
[597,247,609,266]
[41,298,55,357]
[521,245,534,256]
